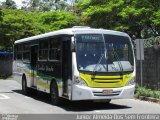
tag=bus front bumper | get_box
[72,85,135,101]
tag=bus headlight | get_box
[126,77,135,86]
[74,76,87,86]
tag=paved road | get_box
[0,80,160,115]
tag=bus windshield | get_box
[75,34,134,73]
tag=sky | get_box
[13,0,23,6]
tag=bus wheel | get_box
[50,82,60,105]
[106,99,111,103]
[22,75,29,95]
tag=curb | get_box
[135,96,160,104]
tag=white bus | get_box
[13,26,135,105]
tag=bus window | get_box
[39,40,48,60]
[23,44,30,61]
[49,38,61,61]
[16,44,23,60]
[17,53,22,60]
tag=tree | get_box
[0,9,3,21]
[22,0,67,11]
[0,0,17,9]
[0,9,44,50]
[77,0,160,39]
[0,8,81,50]
[28,0,40,11]
[40,11,80,31]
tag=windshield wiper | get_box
[91,53,104,77]
[111,44,123,73]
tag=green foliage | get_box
[0,9,3,21]
[78,0,160,39]
[22,0,67,11]
[152,10,160,25]
[135,84,160,99]
[40,11,80,31]
[0,9,43,50]
[143,36,160,48]
[0,0,17,9]
[77,0,91,10]
[0,9,81,50]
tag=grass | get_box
[135,84,160,99]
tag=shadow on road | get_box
[13,89,132,112]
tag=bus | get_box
[13,26,135,105]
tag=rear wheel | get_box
[22,75,29,95]
[50,82,61,105]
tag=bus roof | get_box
[15,27,129,44]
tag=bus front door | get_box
[30,45,38,88]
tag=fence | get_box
[0,52,13,78]
[136,36,160,90]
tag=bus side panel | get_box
[13,61,32,87]
[36,61,63,96]
[13,61,22,84]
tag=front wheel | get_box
[93,99,111,103]
[50,82,61,105]
[106,99,111,103]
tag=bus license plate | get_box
[102,89,113,94]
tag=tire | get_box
[22,75,29,95]
[106,99,111,103]
[50,81,61,105]
[93,99,111,103]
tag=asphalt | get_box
[0,79,160,120]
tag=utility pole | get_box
[136,39,144,87]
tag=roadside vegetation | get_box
[135,84,160,99]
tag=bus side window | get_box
[16,44,23,60]
[39,40,48,60]
[23,44,30,61]
[49,38,61,61]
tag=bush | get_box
[135,84,160,99]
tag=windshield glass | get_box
[75,34,134,73]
